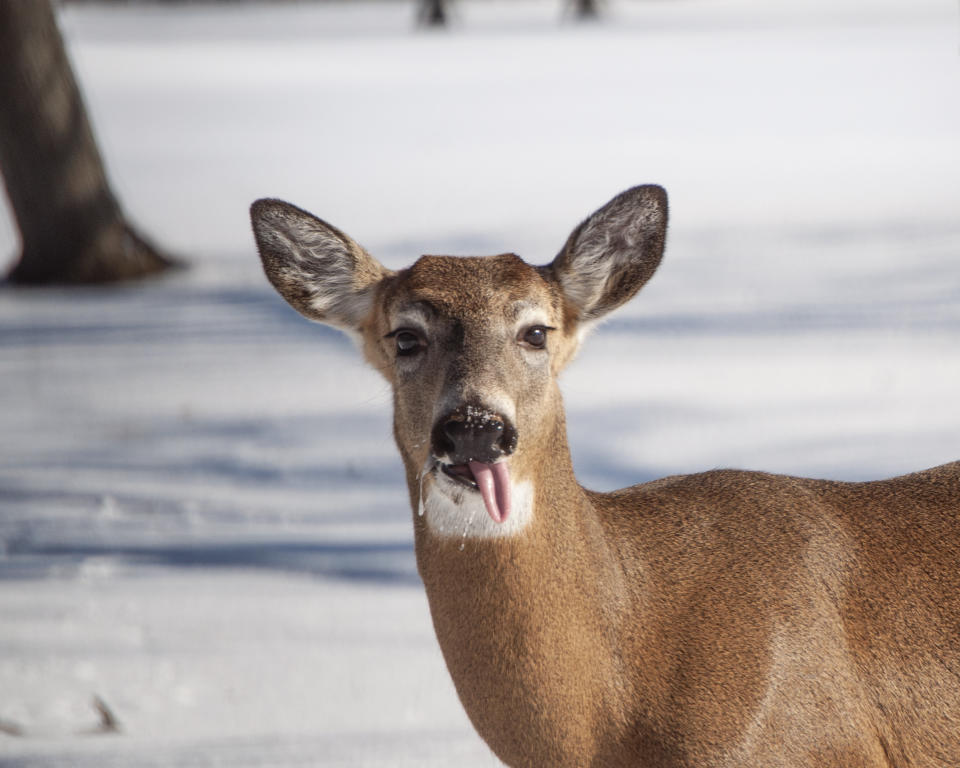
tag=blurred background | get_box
[1,0,958,765]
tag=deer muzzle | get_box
[431,405,518,523]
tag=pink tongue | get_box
[468,460,512,524]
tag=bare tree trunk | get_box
[416,0,448,27]
[0,0,175,285]
[571,0,601,20]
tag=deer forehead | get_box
[381,253,562,331]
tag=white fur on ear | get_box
[251,199,391,332]
[551,185,668,321]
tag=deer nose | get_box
[432,406,518,465]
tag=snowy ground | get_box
[1,0,958,765]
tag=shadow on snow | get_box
[0,538,421,587]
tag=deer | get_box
[250,185,960,767]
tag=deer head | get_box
[251,186,667,539]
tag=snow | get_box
[1,0,958,764]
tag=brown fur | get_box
[251,186,960,767]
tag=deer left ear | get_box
[549,185,667,322]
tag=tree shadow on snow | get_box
[0,538,421,586]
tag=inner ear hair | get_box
[550,185,668,321]
[251,198,391,330]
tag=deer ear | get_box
[549,185,667,322]
[251,199,391,332]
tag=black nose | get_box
[432,405,518,465]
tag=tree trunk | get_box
[572,0,600,20]
[0,0,175,285]
[417,0,448,27]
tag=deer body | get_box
[251,186,960,767]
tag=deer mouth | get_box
[442,463,478,489]
[439,460,512,524]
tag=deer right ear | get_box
[549,185,668,322]
[250,199,392,332]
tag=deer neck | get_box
[399,407,632,763]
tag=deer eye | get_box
[389,329,425,357]
[519,325,552,350]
